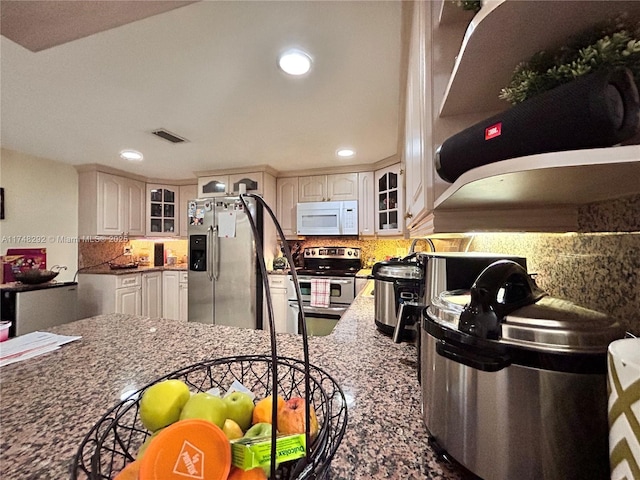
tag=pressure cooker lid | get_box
[429,260,624,353]
[502,297,624,353]
[372,260,423,280]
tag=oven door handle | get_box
[288,303,348,315]
[297,278,352,285]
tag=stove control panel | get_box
[304,247,360,259]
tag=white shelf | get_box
[434,145,640,211]
[439,0,640,117]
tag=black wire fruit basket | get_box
[72,194,348,479]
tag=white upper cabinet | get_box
[404,0,432,232]
[326,173,358,201]
[298,175,327,202]
[298,173,358,202]
[78,170,145,237]
[358,171,375,236]
[198,174,229,197]
[375,164,403,236]
[179,184,198,237]
[146,184,179,236]
[276,177,299,238]
[198,172,267,197]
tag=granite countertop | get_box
[78,264,188,275]
[355,268,372,278]
[0,295,466,479]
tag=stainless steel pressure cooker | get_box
[372,255,423,336]
[421,260,625,480]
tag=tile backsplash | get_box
[78,239,188,269]
[468,232,639,335]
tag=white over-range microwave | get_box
[296,200,358,236]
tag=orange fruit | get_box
[227,466,267,480]
[277,397,319,440]
[251,395,285,425]
[114,460,141,480]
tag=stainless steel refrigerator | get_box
[187,197,263,329]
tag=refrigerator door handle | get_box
[207,225,214,281]
[212,225,220,281]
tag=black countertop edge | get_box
[0,281,78,292]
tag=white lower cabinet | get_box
[79,273,142,317]
[79,270,185,319]
[142,271,162,318]
[267,275,296,334]
[179,276,188,321]
[115,285,142,315]
[163,271,188,321]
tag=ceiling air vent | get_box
[151,129,188,144]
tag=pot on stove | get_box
[422,260,626,480]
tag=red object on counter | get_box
[3,248,46,282]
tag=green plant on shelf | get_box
[499,17,640,105]
[453,0,481,13]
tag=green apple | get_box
[242,422,278,477]
[222,418,244,440]
[223,391,255,431]
[243,422,273,440]
[139,379,190,432]
[179,392,227,429]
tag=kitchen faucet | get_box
[408,237,436,255]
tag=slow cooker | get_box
[421,260,625,480]
[372,255,423,336]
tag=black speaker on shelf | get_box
[435,68,640,183]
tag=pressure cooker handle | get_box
[435,340,511,372]
[459,260,546,340]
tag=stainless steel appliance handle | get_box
[212,225,219,281]
[206,225,214,281]
[289,302,348,316]
[298,277,352,285]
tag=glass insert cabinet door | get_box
[147,185,179,235]
[376,167,400,233]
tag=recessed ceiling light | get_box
[278,49,312,76]
[120,149,143,161]
[337,148,355,158]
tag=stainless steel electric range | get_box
[288,246,361,336]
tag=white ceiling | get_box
[0,0,403,180]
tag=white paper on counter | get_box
[0,331,82,367]
[217,210,237,238]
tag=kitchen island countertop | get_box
[0,294,466,479]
